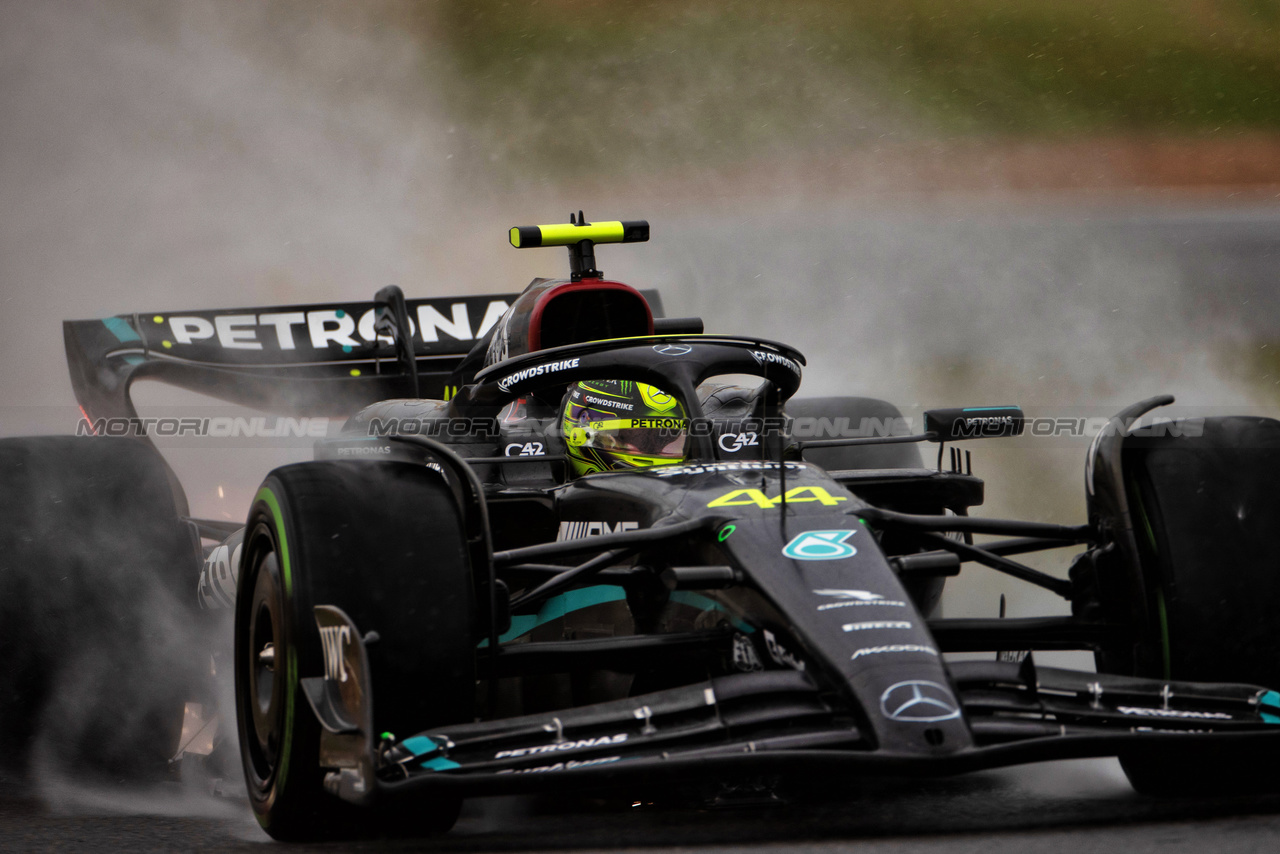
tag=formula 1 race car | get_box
[5,216,1280,841]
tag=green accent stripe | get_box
[1156,588,1171,680]
[254,486,295,793]
[101,316,141,343]
[1127,474,1168,677]
[255,488,292,597]
[1129,478,1159,555]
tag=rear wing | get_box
[65,289,668,420]
[64,294,521,421]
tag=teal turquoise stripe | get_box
[962,406,1017,411]
[102,317,146,364]
[402,735,440,755]
[670,591,755,633]
[101,316,142,343]
[421,756,462,770]
[479,585,629,647]
[401,735,461,770]
[476,585,756,648]
[1261,690,1280,724]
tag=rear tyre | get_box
[1111,416,1280,795]
[0,436,201,782]
[235,461,475,840]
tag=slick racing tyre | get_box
[235,461,476,841]
[788,396,922,471]
[1112,416,1280,795]
[0,436,202,781]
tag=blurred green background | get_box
[420,1,1280,182]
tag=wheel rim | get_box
[245,547,284,788]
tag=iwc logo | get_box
[879,680,961,723]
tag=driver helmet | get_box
[561,380,688,476]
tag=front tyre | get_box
[236,480,339,840]
[1105,416,1280,795]
[234,461,475,840]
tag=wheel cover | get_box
[245,548,284,788]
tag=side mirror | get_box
[923,407,1024,441]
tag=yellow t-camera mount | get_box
[509,211,649,281]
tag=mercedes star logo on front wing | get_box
[879,680,962,722]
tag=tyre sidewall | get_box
[235,479,331,837]
[233,462,476,839]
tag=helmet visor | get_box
[588,418,687,458]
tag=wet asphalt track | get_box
[6,758,1280,852]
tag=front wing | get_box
[304,606,1280,804]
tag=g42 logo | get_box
[718,432,759,453]
[505,442,545,457]
[707,486,848,509]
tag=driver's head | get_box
[561,380,688,476]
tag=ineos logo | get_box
[879,680,961,723]
[652,343,692,356]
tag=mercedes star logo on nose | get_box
[879,680,961,722]
[652,343,692,356]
